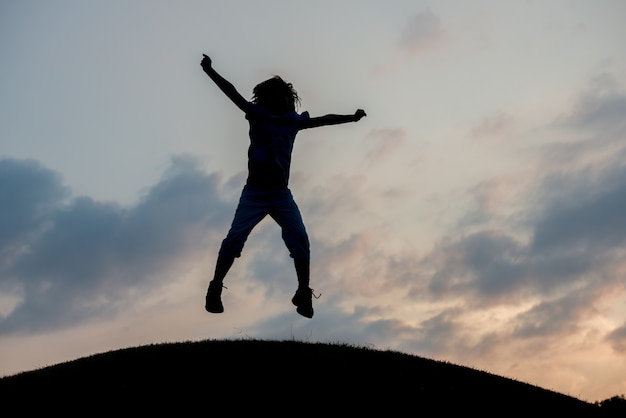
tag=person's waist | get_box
[245,174,289,190]
[243,183,290,194]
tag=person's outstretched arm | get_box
[201,54,248,112]
[302,109,367,129]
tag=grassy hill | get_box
[1,339,623,415]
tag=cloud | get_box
[606,321,626,353]
[399,9,445,53]
[530,163,626,255]
[545,72,626,167]
[364,128,407,164]
[0,155,235,335]
[0,159,69,267]
[511,290,598,340]
[422,230,535,306]
[3,70,625,401]
[373,71,626,366]
[372,8,446,75]
[411,307,466,355]
[304,173,369,231]
[531,72,626,259]
[459,177,525,227]
[556,72,626,134]
[248,70,626,375]
[470,112,515,139]
[418,153,626,310]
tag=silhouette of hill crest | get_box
[1,339,622,415]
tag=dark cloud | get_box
[0,156,235,335]
[0,158,69,268]
[426,231,530,303]
[606,321,626,353]
[557,73,626,134]
[528,72,626,293]
[412,308,465,355]
[511,290,597,340]
[531,163,626,254]
[546,73,626,165]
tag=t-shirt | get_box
[245,102,311,189]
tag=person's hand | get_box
[201,54,212,71]
[354,109,367,121]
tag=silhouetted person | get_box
[201,54,366,318]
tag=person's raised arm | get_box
[302,109,366,129]
[201,54,248,112]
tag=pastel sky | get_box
[1,0,625,402]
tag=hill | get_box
[0,339,621,415]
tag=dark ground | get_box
[1,339,623,415]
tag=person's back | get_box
[245,103,309,189]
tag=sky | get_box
[1,0,626,402]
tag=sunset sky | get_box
[2,0,626,402]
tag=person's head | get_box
[252,76,301,114]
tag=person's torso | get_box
[245,102,309,188]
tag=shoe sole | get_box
[292,291,314,318]
[296,306,314,318]
[205,297,224,314]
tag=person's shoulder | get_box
[245,102,267,119]
[245,101,257,112]
[285,110,309,122]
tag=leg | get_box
[294,258,309,288]
[205,254,235,313]
[218,190,270,262]
[212,255,235,285]
[206,188,269,314]
[270,191,315,318]
[269,190,310,262]
[291,270,315,318]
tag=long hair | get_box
[252,76,301,114]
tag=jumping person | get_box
[201,54,366,318]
